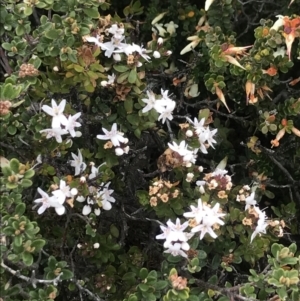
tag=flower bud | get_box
[80,177,86,183]
[115,148,124,156]
[101,80,108,87]
[53,66,59,72]
[113,53,121,61]
[153,51,161,58]
[185,129,193,137]
[93,243,100,249]
[165,50,172,56]
[186,172,194,182]
[157,37,164,45]
[71,188,78,196]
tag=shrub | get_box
[1,0,300,300]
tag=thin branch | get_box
[74,281,104,301]
[1,261,62,289]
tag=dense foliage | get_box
[1,0,300,300]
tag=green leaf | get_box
[7,125,17,135]
[138,283,149,292]
[155,280,168,290]
[83,8,99,18]
[10,159,20,173]
[128,69,137,84]
[127,114,139,126]
[31,239,46,252]
[15,203,26,216]
[122,272,136,282]
[113,65,130,72]
[24,169,35,179]
[20,179,33,188]
[3,83,17,99]
[124,98,133,114]
[110,224,119,238]
[48,256,57,269]
[45,29,60,40]
[61,269,73,280]
[22,252,34,266]
[139,268,148,280]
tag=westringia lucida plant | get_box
[1,0,300,300]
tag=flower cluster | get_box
[76,182,116,216]
[41,99,82,143]
[156,218,193,258]
[149,179,180,206]
[156,198,226,257]
[142,89,176,124]
[186,117,218,154]
[202,168,233,193]
[34,180,78,215]
[184,199,226,240]
[167,140,198,167]
[86,24,152,66]
[97,123,129,156]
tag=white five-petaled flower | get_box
[39,128,68,143]
[34,188,65,215]
[156,100,176,124]
[42,99,68,128]
[70,149,87,176]
[141,90,157,113]
[52,180,73,204]
[97,123,125,147]
[62,113,81,137]
[97,182,116,211]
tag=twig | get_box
[1,261,62,289]
[74,281,104,301]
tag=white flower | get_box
[107,73,116,84]
[183,198,204,224]
[251,207,269,242]
[70,149,87,176]
[168,140,188,156]
[156,100,176,124]
[86,36,107,49]
[40,128,68,143]
[42,99,68,128]
[34,188,65,215]
[153,51,161,58]
[62,112,81,137]
[185,199,225,240]
[89,165,100,179]
[131,43,152,62]
[164,21,178,35]
[97,182,116,211]
[245,192,257,210]
[108,24,125,39]
[156,218,192,258]
[52,180,72,204]
[97,123,125,147]
[141,90,157,113]
[164,243,188,258]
